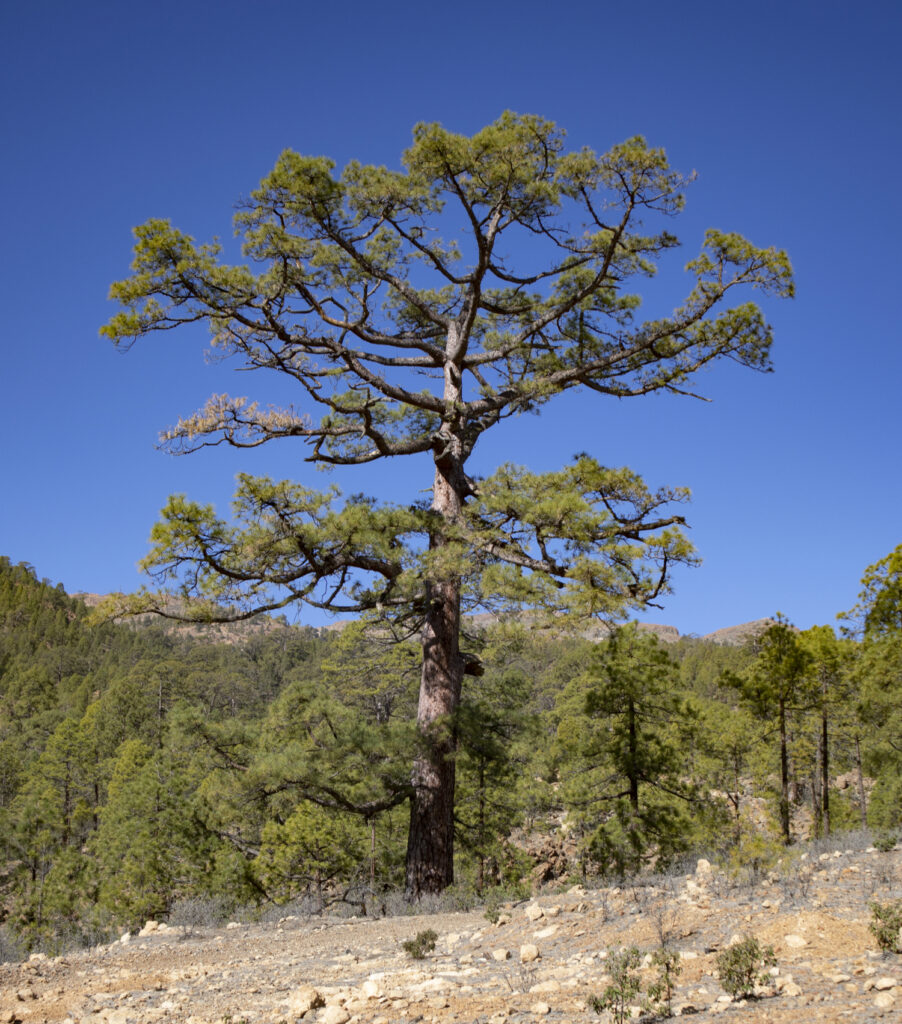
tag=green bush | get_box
[644,947,682,1017]
[715,936,776,998]
[402,928,438,959]
[587,946,642,1023]
[869,900,902,954]
[873,831,898,853]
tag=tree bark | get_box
[405,571,463,897]
[854,732,868,828]
[820,701,830,836]
[627,697,639,813]
[405,359,468,897]
[778,696,791,844]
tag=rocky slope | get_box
[76,591,775,648]
[2,844,899,1024]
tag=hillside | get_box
[1,840,899,1023]
[76,591,774,648]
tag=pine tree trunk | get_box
[405,441,466,898]
[854,732,868,828]
[820,703,830,835]
[779,696,791,844]
[627,697,639,813]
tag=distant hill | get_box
[74,592,775,648]
[699,618,777,646]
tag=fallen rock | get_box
[520,943,541,963]
[525,904,544,922]
[529,980,561,994]
[359,979,381,998]
[288,984,325,1015]
[492,948,511,961]
[318,1008,350,1024]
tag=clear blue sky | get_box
[1,0,899,636]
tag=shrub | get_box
[483,879,529,923]
[715,936,776,998]
[873,831,898,853]
[869,900,902,954]
[587,946,642,1023]
[644,947,682,1017]
[402,928,438,959]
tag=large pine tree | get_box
[102,113,793,896]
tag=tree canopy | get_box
[102,113,793,896]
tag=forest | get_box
[0,545,899,955]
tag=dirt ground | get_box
[0,843,899,1024]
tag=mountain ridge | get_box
[73,592,774,647]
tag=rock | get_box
[534,925,558,939]
[830,974,851,983]
[412,978,450,994]
[492,948,511,961]
[784,934,807,948]
[288,984,325,1015]
[525,904,544,922]
[318,1008,350,1024]
[673,1002,699,1015]
[520,943,540,963]
[16,988,36,1001]
[874,992,896,1010]
[874,977,898,991]
[359,979,381,998]
[696,858,713,876]
[530,1002,551,1014]
[545,905,561,917]
[226,921,241,930]
[119,931,131,945]
[529,980,561,994]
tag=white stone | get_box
[696,858,713,876]
[525,904,544,922]
[875,977,898,991]
[784,934,807,948]
[318,1008,350,1024]
[226,921,241,930]
[288,984,325,1015]
[874,992,896,1010]
[492,948,511,962]
[520,943,540,963]
[530,1002,551,1015]
[534,925,558,939]
[529,980,561,994]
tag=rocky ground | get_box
[1,844,900,1024]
